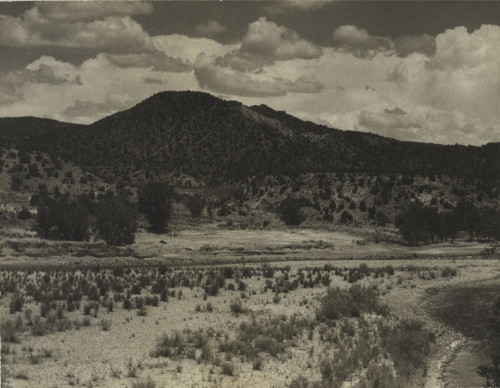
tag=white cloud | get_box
[0,11,498,146]
[194,54,323,97]
[152,34,237,64]
[0,7,155,53]
[0,54,200,123]
[241,17,322,61]
[0,78,24,105]
[192,18,324,97]
[333,25,391,57]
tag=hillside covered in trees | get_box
[1,91,499,246]
[2,91,498,191]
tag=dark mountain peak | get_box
[134,90,242,111]
[92,90,244,128]
[8,91,498,189]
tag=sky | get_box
[1,1,499,146]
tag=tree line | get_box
[395,200,500,245]
[34,183,191,246]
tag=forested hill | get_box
[2,91,499,188]
[0,117,83,147]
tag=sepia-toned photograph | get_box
[0,1,499,387]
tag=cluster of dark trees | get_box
[36,183,175,246]
[395,200,500,245]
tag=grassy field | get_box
[1,224,499,388]
[1,219,499,388]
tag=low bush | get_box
[9,293,24,314]
[186,194,205,217]
[221,362,234,376]
[152,332,186,358]
[316,285,388,322]
[1,319,19,343]
[131,377,156,388]
[381,319,435,377]
[229,299,247,314]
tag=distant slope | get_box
[0,117,82,147]
[5,91,499,190]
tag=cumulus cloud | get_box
[0,78,24,105]
[333,25,391,58]
[0,58,82,108]
[241,17,322,61]
[0,7,155,54]
[194,54,323,97]
[279,24,499,145]
[191,18,324,97]
[152,34,237,64]
[104,51,190,72]
[24,63,82,85]
[195,20,227,37]
[428,24,499,71]
[62,94,134,121]
[333,25,436,58]
[387,25,500,129]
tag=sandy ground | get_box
[0,224,492,269]
[1,225,499,388]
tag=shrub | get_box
[237,280,247,291]
[96,194,137,246]
[152,332,186,358]
[340,210,353,224]
[289,375,311,388]
[123,298,132,310]
[441,266,457,278]
[131,378,156,388]
[1,319,19,343]
[252,358,263,370]
[229,299,247,314]
[138,182,173,232]
[279,197,306,226]
[381,319,435,377]
[221,362,234,376]
[357,363,396,388]
[186,194,205,217]
[99,319,112,331]
[9,293,24,314]
[262,264,275,279]
[17,208,32,220]
[11,172,24,191]
[316,285,388,322]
